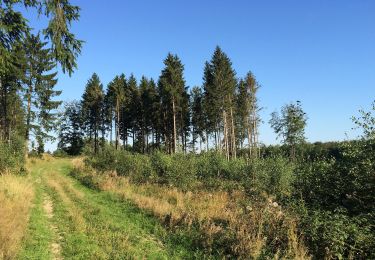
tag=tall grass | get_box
[0,174,34,259]
[72,157,309,258]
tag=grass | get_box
[17,183,53,260]
[0,173,34,260]
[71,157,310,259]
[15,157,210,259]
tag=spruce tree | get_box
[107,74,126,149]
[191,86,205,152]
[81,73,105,153]
[22,34,61,157]
[58,101,84,155]
[203,46,237,159]
[158,53,186,153]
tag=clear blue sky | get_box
[26,0,375,150]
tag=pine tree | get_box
[148,78,161,150]
[191,86,205,152]
[158,53,186,153]
[22,34,61,157]
[107,74,126,150]
[203,46,237,159]
[58,101,84,155]
[81,73,105,153]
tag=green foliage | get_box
[58,101,84,155]
[293,139,375,259]
[81,73,105,153]
[85,136,375,259]
[270,101,307,159]
[0,134,25,174]
[352,100,375,140]
[300,208,375,259]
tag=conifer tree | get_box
[158,53,186,153]
[81,73,105,153]
[120,74,137,148]
[58,101,84,155]
[22,34,61,157]
[191,86,205,152]
[107,74,126,149]
[203,46,237,159]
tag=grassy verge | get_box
[29,158,211,259]
[71,157,309,259]
[0,173,34,259]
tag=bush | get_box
[0,135,25,174]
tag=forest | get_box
[1,1,374,259]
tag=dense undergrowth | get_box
[73,140,375,259]
[0,137,25,175]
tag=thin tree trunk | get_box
[115,101,120,150]
[230,104,236,159]
[206,131,209,151]
[110,114,113,146]
[172,97,177,153]
[247,116,252,158]
[25,85,32,159]
[223,109,229,160]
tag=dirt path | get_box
[19,158,203,259]
[43,195,62,260]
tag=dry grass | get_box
[72,158,310,259]
[0,174,34,260]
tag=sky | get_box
[24,0,375,151]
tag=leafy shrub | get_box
[0,135,25,174]
[300,208,375,259]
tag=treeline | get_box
[0,0,82,172]
[59,46,307,158]
[75,102,375,259]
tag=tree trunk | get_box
[223,109,229,160]
[172,96,177,153]
[247,117,252,158]
[230,104,236,159]
[115,101,120,150]
[206,131,209,151]
[110,113,113,146]
[25,85,32,159]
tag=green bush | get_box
[300,208,375,259]
[0,134,25,174]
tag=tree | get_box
[121,74,138,148]
[22,34,61,157]
[158,53,186,153]
[0,0,82,75]
[269,101,307,159]
[107,74,126,149]
[191,86,205,152]
[81,73,105,153]
[236,72,260,158]
[58,101,84,155]
[203,46,237,159]
[0,0,82,162]
[352,100,375,140]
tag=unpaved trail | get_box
[43,195,62,260]
[19,158,202,259]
